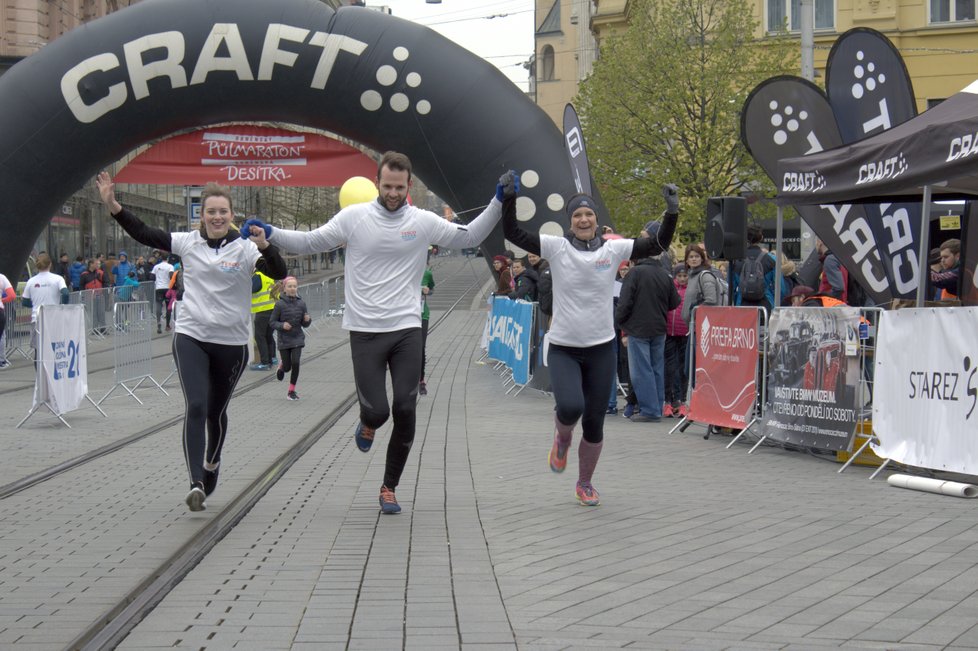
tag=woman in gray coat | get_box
[270,276,312,400]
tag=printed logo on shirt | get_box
[594,258,612,272]
[218,261,242,274]
[401,230,418,241]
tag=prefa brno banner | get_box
[689,306,759,429]
[33,305,88,416]
[762,307,862,451]
[873,308,978,473]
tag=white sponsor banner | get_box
[33,305,88,415]
[873,307,978,473]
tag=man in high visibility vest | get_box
[250,270,277,370]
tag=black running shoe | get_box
[287,391,299,401]
[203,468,220,497]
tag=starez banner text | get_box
[115,125,377,186]
[762,307,861,451]
[873,308,978,473]
[689,306,759,429]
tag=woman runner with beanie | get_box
[501,182,680,505]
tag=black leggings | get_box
[548,340,616,444]
[172,334,248,486]
[279,346,302,385]
[155,288,171,326]
[350,328,422,489]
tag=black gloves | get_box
[496,171,520,201]
[662,184,679,214]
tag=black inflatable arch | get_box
[0,0,606,280]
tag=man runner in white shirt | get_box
[244,151,515,514]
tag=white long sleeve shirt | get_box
[541,235,635,348]
[270,198,502,332]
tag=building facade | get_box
[533,0,598,127]
[588,0,978,112]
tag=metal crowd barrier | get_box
[97,300,168,405]
[2,303,33,361]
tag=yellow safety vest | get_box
[251,272,275,313]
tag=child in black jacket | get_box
[270,277,312,400]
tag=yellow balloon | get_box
[339,176,378,208]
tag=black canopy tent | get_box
[775,82,978,304]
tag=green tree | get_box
[576,0,795,244]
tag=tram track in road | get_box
[0,264,487,649]
[64,259,490,650]
[0,258,490,502]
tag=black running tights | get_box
[548,340,616,444]
[173,334,248,486]
[350,328,422,489]
[279,346,302,385]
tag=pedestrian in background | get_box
[22,252,69,358]
[250,268,277,370]
[0,270,15,369]
[616,252,681,423]
[270,276,310,401]
[664,264,689,418]
[492,255,512,295]
[97,172,287,513]
[151,255,174,334]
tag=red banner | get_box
[689,306,760,429]
[115,125,377,186]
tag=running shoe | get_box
[379,485,401,514]
[249,363,269,371]
[355,422,375,452]
[678,403,689,418]
[419,380,427,396]
[276,366,285,382]
[0,360,10,370]
[623,403,635,418]
[287,391,299,401]
[606,405,618,415]
[203,468,220,497]
[548,433,569,473]
[663,403,674,418]
[575,481,600,506]
[165,325,172,331]
[157,324,162,334]
[185,485,206,512]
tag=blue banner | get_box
[488,297,534,385]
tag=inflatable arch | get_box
[0,0,608,280]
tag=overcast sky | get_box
[372,0,535,92]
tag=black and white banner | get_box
[33,305,88,415]
[826,28,921,300]
[762,307,862,451]
[873,308,978,473]
[742,77,892,304]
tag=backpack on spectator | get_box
[700,269,729,306]
[739,254,767,301]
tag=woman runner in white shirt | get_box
[97,173,288,512]
[501,183,680,506]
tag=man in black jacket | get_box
[615,255,680,422]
